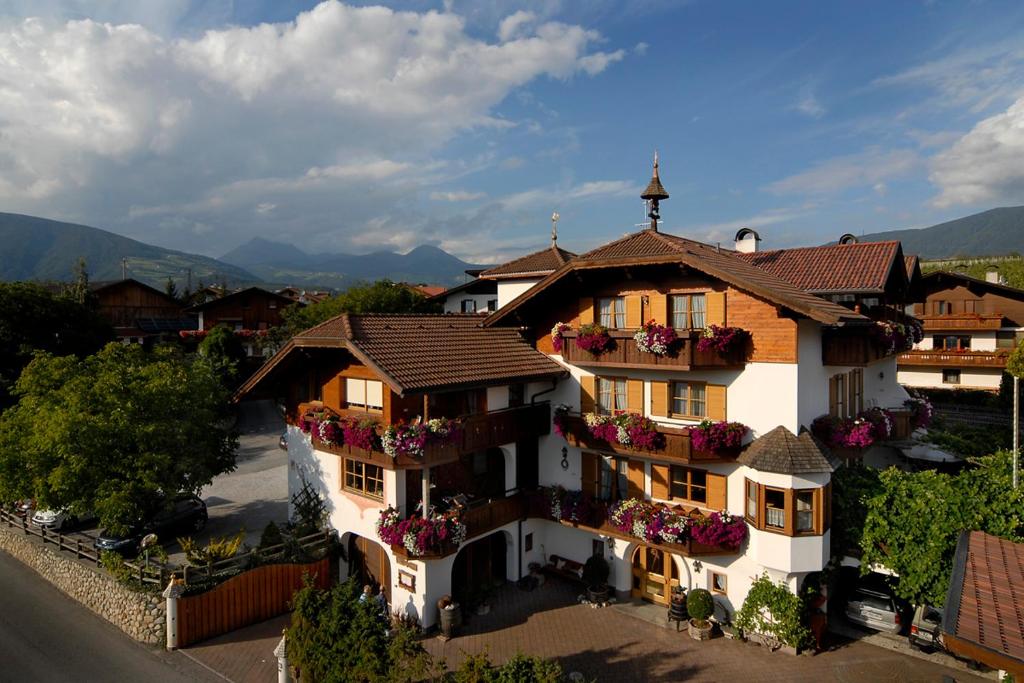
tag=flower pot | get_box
[688,619,713,641]
[587,585,609,604]
[438,603,461,639]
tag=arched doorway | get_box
[631,546,679,606]
[452,531,508,607]
[347,534,392,604]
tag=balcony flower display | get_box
[583,412,665,450]
[689,420,748,453]
[811,408,894,449]
[552,405,571,438]
[871,320,922,354]
[376,507,467,557]
[315,414,342,446]
[904,397,933,429]
[341,417,379,451]
[381,419,462,458]
[696,325,749,354]
[858,407,894,441]
[576,323,613,354]
[690,511,748,549]
[548,486,595,525]
[550,322,571,353]
[608,498,689,545]
[633,320,678,356]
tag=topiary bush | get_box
[582,554,610,588]
[687,588,714,627]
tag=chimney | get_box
[986,268,1001,284]
[734,228,761,254]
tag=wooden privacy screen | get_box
[177,558,332,648]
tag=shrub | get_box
[734,573,812,649]
[178,531,245,567]
[259,520,284,550]
[582,554,609,588]
[687,588,714,626]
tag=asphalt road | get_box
[0,550,220,683]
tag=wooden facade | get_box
[560,329,746,370]
[913,273,1024,327]
[92,279,186,337]
[192,287,294,331]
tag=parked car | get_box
[278,433,288,450]
[845,584,910,634]
[31,508,95,531]
[908,604,943,651]
[94,494,208,556]
[13,499,34,519]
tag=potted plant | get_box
[582,554,610,604]
[437,594,461,639]
[687,588,715,641]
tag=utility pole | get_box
[1015,375,1020,489]
[122,257,128,280]
[186,268,192,292]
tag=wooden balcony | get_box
[558,414,739,464]
[390,492,527,560]
[821,328,892,367]
[525,492,741,558]
[918,313,1004,331]
[560,330,746,371]
[295,401,551,469]
[897,349,1009,369]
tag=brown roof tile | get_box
[737,426,839,474]
[735,241,902,293]
[244,314,566,396]
[946,531,1024,670]
[479,245,576,279]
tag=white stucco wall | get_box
[496,278,541,308]
[897,367,1003,390]
[441,292,495,314]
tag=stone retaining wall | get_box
[0,524,165,644]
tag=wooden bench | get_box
[542,554,586,585]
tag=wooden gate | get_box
[178,558,331,647]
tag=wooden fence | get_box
[177,556,332,647]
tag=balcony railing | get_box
[918,313,1004,331]
[560,330,746,370]
[294,401,551,468]
[897,350,1010,369]
[557,414,740,464]
[389,492,528,560]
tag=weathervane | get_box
[640,150,669,232]
[551,211,560,245]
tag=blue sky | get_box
[1,1,1023,263]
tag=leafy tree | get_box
[62,257,94,306]
[0,282,113,408]
[830,464,882,557]
[279,280,440,340]
[199,324,247,385]
[0,343,236,530]
[164,277,179,302]
[1008,338,1024,379]
[734,573,812,649]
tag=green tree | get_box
[199,324,247,385]
[830,464,883,557]
[279,280,439,339]
[0,343,236,530]
[164,277,179,302]
[0,282,113,408]
[1008,338,1024,379]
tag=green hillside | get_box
[0,213,256,287]
[859,206,1024,258]
[921,256,1024,290]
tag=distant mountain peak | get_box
[854,205,1024,259]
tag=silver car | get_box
[908,605,943,651]
[845,586,906,634]
[31,508,92,531]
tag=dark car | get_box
[94,494,208,556]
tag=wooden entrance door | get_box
[631,547,678,605]
[349,535,392,604]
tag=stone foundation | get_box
[0,524,165,644]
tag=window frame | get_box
[669,466,708,505]
[942,368,961,385]
[597,296,626,329]
[596,376,628,416]
[343,458,384,500]
[669,292,707,330]
[744,478,758,525]
[461,299,477,313]
[763,487,787,531]
[669,380,707,419]
[795,489,816,535]
[710,572,727,595]
[344,377,384,413]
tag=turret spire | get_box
[641,150,669,232]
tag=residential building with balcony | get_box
[898,270,1024,390]
[236,159,923,629]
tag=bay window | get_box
[796,490,815,533]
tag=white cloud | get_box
[499,179,637,211]
[0,2,625,254]
[634,41,648,56]
[497,10,535,42]
[255,202,276,214]
[794,88,825,118]
[429,191,487,201]
[689,208,810,243]
[930,96,1024,207]
[766,147,920,195]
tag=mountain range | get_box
[854,206,1024,259]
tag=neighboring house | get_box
[277,286,330,305]
[236,161,921,630]
[897,270,1024,390]
[478,241,576,309]
[91,278,195,346]
[186,286,297,357]
[432,276,498,314]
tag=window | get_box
[346,378,384,412]
[592,539,605,557]
[997,331,1017,349]
[745,479,758,522]
[934,301,950,315]
[850,368,864,415]
[671,381,706,418]
[598,296,626,328]
[764,488,786,529]
[487,299,498,312]
[796,490,815,533]
[269,300,277,309]
[934,335,970,351]
[597,377,627,415]
[524,533,533,552]
[597,457,628,502]
[670,467,707,504]
[943,369,961,385]
[711,572,727,594]
[670,293,706,329]
[343,459,384,499]
[461,299,477,313]
[508,383,525,408]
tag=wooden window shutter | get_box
[580,452,598,497]
[625,295,643,328]
[648,292,667,326]
[578,297,594,325]
[706,384,727,421]
[822,483,832,532]
[650,380,669,417]
[706,473,727,510]
[651,464,670,500]
[813,487,824,535]
[627,379,644,414]
[784,489,795,536]
[627,460,645,499]
[757,483,766,530]
[706,291,726,326]
[580,375,596,414]
[828,376,838,417]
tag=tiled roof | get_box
[239,314,566,397]
[737,426,839,474]
[486,229,867,327]
[904,255,919,279]
[945,531,1024,672]
[185,286,295,312]
[479,245,576,279]
[408,284,447,297]
[735,241,902,293]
